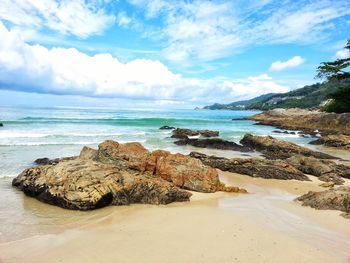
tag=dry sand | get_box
[1,171,350,263]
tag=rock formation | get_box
[174,138,251,152]
[296,187,350,218]
[240,134,336,160]
[246,108,350,135]
[286,155,349,184]
[190,152,309,181]
[171,128,219,139]
[13,140,246,210]
[310,134,350,150]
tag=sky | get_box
[0,0,349,109]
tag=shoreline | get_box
[1,171,350,263]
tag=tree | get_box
[315,39,350,113]
[316,39,350,81]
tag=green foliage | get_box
[322,85,350,113]
[316,39,350,81]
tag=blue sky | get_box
[0,0,349,108]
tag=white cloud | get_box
[269,56,305,72]
[0,21,289,103]
[116,12,132,27]
[334,49,350,59]
[0,0,115,38]
[221,74,289,101]
[128,0,350,64]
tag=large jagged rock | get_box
[246,108,350,135]
[171,128,219,139]
[296,187,350,218]
[15,140,246,210]
[174,138,251,152]
[286,155,349,184]
[12,159,192,210]
[190,152,309,181]
[240,134,336,160]
[96,140,151,171]
[310,134,350,150]
[154,151,245,193]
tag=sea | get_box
[0,106,314,178]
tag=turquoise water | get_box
[0,106,312,177]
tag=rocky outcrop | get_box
[154,152,245,193]
[13,159,192,210]
[190,152,309,181]
[159,125,175,130]
[174,138,252,152]
[240,134,336,160]
[14,140,246,210]
[0,123,3,127]
[171,128,219,139]
[296,187,350,218]
[286,155,349,184]
[310,134,350,150]
[246,108,350,135]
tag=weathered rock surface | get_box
[14,140,246,210]
[247,108,350,135]
[240,134,336,160]
[159,125,175,130]
[296,187,350,218]
[171,128,219,139]
[286,155,349,184]
[154,152,245,193]
[13,159,192,210]
[310,134,350,150]
[190,152,309,181]
[174,138,251,152]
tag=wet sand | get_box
[1,171,350,263]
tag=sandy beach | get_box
[1,170,350,263]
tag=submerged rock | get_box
[171,128,219,139]
[14,140,246,210]
[190,152,309,181]
[310,134,350,150]
[0,123,3,127]
[240,134,336,160]
[159,125,175,130]
[174,138,251,152]
[34,158,51,165]
[296,187,350,218]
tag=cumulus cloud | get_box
[269,56,305,72]
[0,0,115,38]
[0,21,289,103]
[334,49,350,59]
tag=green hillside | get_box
[202,79,349,111]
[202,93,277,110]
